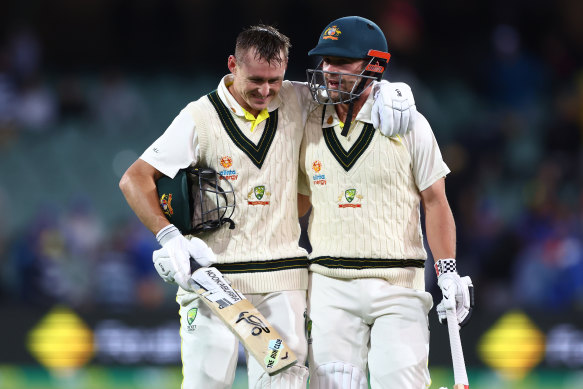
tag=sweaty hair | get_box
[235,24,291,66]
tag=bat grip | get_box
[446,310,469,388]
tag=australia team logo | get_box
[322,25,342,40]
[159,193,173,217]
[337,188,363,208]
[248,185,270,205]
[219,155,238,180]
[186,307,198,331]
[312,160,326,185]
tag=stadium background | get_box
[1,0,582,388]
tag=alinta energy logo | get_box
[248,185,271,205]
[337,188,363,208]
[219,156,238,180]
[312,160,326,185]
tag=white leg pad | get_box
[253,365,309,389]
[310,362,368,389]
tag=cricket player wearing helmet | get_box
[119,22,417,389]
[298,16,474,388]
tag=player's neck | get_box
[334,88,371,124]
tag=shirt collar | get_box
[216,74,283,118]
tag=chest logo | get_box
[219,156,238,181]
[311,160,326,186]
[248,185,271,205]
[337,188,363,208]
[220,156,233,168]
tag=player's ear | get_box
[228,55,237,74]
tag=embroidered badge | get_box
[159,193,174,217]
[311,160,326,186]
[219,156,238,180]
[248,185,271,205]
[323,26,342,40]
[337,188,363,208]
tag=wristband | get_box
[156,224,181,247]
[435,258,456,277]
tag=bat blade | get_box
[191,267,298,375]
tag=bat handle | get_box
[446,310,469,388]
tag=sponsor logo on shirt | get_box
[219,156,238,180]
[312,160,326,185]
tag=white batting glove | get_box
[435,259,474,329]
[371,81,417,137]
[153,224,216,291]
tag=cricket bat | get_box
[189,265,298,375]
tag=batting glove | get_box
[153,224,216,291]
[371,81,418,138]
[435,259,474,329]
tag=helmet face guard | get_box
[156,167,235,235]
[190,167,235,233]
[306,53,387,105]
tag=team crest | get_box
[323,26,342,40]
[159,193,173,217]
[254,186,265,200]
[337,188,363,208]
[248,185,271,205]
[219,156,238,180]
[186,307,198,331]
[311,160,326,185]
[345,189,356,203]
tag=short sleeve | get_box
[140,106,200,178]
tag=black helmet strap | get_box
[340,69,373,137]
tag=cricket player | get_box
[119,24,416,389]
[298,16,474,388]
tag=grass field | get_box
[1,365,582,389]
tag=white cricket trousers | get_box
[177,289,308,389]
[308,273,433,389]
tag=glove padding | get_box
[153,235,216,292]
[436,273,474,329]
[371,81,417,138]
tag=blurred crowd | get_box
[0,0,582,314]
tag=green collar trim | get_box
[323,122,375,172]
[208,90,278,169]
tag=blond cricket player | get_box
[298,16,474,388]
[119,24,418,389]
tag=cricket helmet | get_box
[156,167,235,235]
[306,16,391,105]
